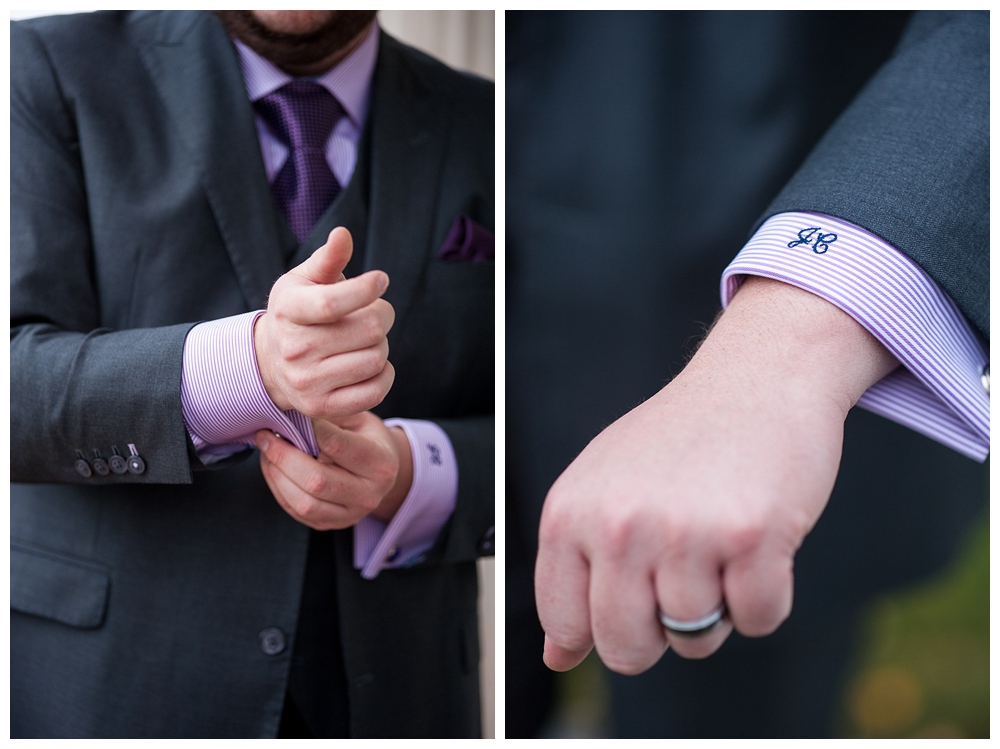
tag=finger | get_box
[294,226,353,285]
[589,558,668,674]
[654,551,731,659]
[288,339,389,404]
[276,300,394,366]
[543,634,593,673]
[282,270,389,326]
[722,547,794,638]
[254,430,364,506]
[259,451,364,530]
[313,417,392,480]
[332,297,395,350]
[313,361,395,420]
[535,540,594,671]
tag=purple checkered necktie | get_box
[255,81,344,242]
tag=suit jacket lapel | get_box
[135,11,286,310]
[363,33,451,322]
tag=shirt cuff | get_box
[180,311,318,463]
[353,419,459,580]
[721,211,989,462]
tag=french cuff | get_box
[721,211,989,462]
[354,419,458,580]
[180,310,318,464]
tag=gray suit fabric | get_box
[507,10,986,737]
[764,11,989,339]
[11,11,493,738]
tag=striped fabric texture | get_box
[181,311,317,460]
[722,212,989,461]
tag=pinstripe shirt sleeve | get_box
[180,310,458,573]
[721,211,989,462]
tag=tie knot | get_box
[256,81,344,151]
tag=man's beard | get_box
[213,10,377,72]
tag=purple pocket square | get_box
[439,215,494,263]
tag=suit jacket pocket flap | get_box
[11,544,110,629]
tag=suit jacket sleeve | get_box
[758,11,988,340]
[431,415,494,563]
[11,20,196,485]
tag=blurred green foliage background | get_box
[836,511,988,738]
[544,511,989,738]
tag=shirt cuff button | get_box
[386,546,400,563]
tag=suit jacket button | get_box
[126,455,146,475]
[258,627,286,655]
[74,459,92,478]
[109,454,128,474]
[91,454,110,476]
[479,526,495,555]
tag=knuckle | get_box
[268,296,289,322]
[319,435,344,459]
[357,381,389,412]
[721,517,767,557]
[319,293,342,321]
[294,496,319,521]
[303,470,329,498]
[283,338,312,362]
[661,516,695,553]
[364,311,387,343]
[599,512,641,560]
[286,369,313,395]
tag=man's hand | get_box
[254,226,396,420]
[255,411,414,531]
[535,277,899,675]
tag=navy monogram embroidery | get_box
[428,444,442,466]
[788,227,837,254]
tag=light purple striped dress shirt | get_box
[180,21,458,579]
[723,212,989,461]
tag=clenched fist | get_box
[254,226,396,420]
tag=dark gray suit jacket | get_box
[11,11,493,738]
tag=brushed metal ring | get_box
[658,602,727,637]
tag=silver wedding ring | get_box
[658,602,727,637]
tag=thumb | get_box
[296,226,353,285]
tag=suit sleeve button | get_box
[74,457,93,478]
[91,450,110,476]
[126,443,146,475]
[109,453,128,474]
[258,627,287,655]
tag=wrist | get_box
[683,276,898,422]
[251,312,292,412]
[371,425,413,523]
